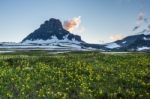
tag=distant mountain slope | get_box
[104,34,150,51]
[104,19,150,51]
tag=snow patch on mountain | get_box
[143,37,150,40]
[105,43,120,49]
[122,41,126,44]
[137,46,150,51]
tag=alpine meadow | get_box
[0,0,150,99]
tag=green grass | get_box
[0,51,150,99]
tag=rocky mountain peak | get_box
[40,18,63,31]
[22,18,84,44]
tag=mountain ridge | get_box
[104,34,150,51]
[0,18,150,51]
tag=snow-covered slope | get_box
[22,35,81,45]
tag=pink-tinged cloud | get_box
[63,16,81,32]
[110,34,124,41]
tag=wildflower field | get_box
[0,51,149,98]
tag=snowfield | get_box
[0,41,97,51]
[0,51,14,53]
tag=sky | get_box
[0,0,150,43]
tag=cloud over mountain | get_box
[63,16,81,32]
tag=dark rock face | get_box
[22,18,84,43]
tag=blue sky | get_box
[0,0,150,43]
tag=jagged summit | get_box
[40,18,63,30]
[22,18,84,44]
